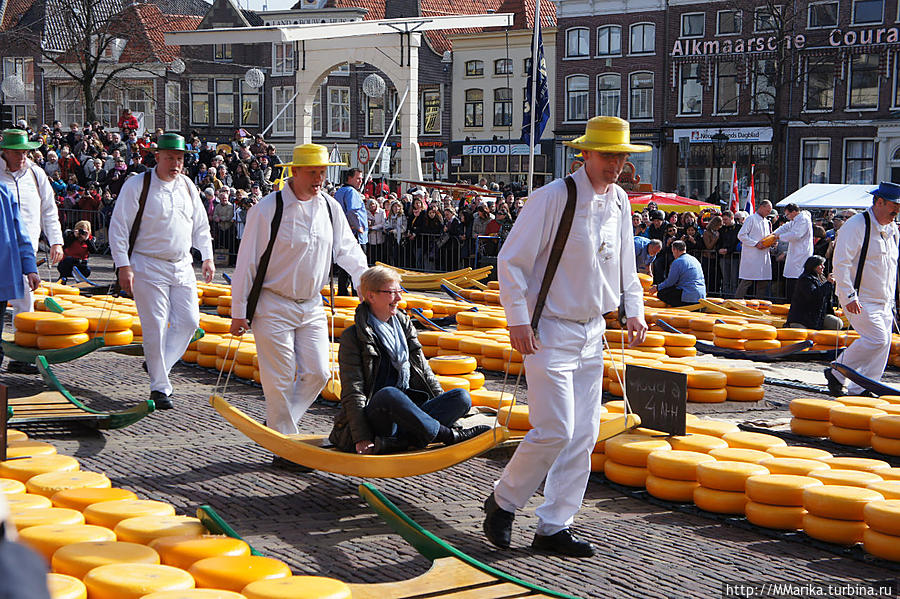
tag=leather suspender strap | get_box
[853,211,871,295]
[530,176,578,332]
[126,172,153,259]
[246,191,284,325]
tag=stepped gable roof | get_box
[0,0,33,31]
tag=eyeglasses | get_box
[377,289,404,296]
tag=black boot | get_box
[532,529,595,558]
[483,492,514,549]
[823,368,843,397]
[7,361,38,374]
[150,390,173,410]
[448,424,492,445]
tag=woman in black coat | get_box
[785,255,842,330]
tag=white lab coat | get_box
[832,207,899,308]
[737,212,772,281]
[774,210,813,279]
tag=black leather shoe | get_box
[824,368,844,397]
[483,492,514,549]
[532,529,595,558]
[449,424,492,445]
[373,436,409,454]
[150,391,173,410]
[271,456,314,473]
[7,361,38,374]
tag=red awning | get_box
[628,192,716,213]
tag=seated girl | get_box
[329,266,489,455]
[785,255,842,331]
[58,220,97,281]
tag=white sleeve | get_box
[737,217,759,246]
[329,197,368,287]
[108,174,142,268]
[617,187,644,320]
[832,217,862,305]
[34,168,62,246]
[776,212,809,242]
[230,200,270,320]
[186,177,213,261]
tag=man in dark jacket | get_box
[716,210,740,295]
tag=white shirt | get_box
[108,168,213,268]
[0,159,62,251]
[737,212,772,281]
[230,182,368,320]
[498,166,644,327]
[774,210,813,279]
[832,206,899,308]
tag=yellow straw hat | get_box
[564,116,651,153]
[280,143,347,168]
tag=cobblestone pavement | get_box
[4,256,900,598]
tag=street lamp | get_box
[711,129,729,203]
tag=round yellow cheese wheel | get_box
[803,485,884,520]
[757,457,831,477]
[13,330,38,347]
[26,471,111,498]
[114,515,205,545]
[766,446,832,460]
[10,507,84,529]
[52,541,160,579]
[809,469,883,488]
[871,434,900,456]
[458,371,485,391]
[667,434,728,454]
[645,474,699,502]
[416,331,445,346]
[685,370,727,390]
[35,316,89,336]
[746,474,824,507]
[6,429,27,442]
[496,405,530,431]
[863,499,900,536]
[665,346,697,358]
[142,591,247,599]
[871,414,900,440]
[712,323,744,339]
[830,405,887,430]
[791,417,831,437]
[189,556,292,592]
[697,461,770,492]
[835,395,889,409]
[37,333,91,349]
[93,329,134,346]
[776,327,807,340]
[5,440,57,458]
[789,398,838,421]
[863,528,900,562]
[19,524,117,561]
[14,311,66,333]
[818,456,890,473]
[181,350,199,363]
[62,309,132,332]
[84,499,176,529]
[803,513,867,545]
[6,493,53,512]
[604,434,671,468]
[0,455,80,482]
[743,339,780,351]
[199,315,231,334]
[722,431,786,452]
[725,386,765,402]
[149,535,251,571]
[590,453,607,472]
[469,389,514,410]
[742,324,778,340]
[603,460,648,488]
[435,375,469,392]
[46,573,87,599]
[713,337,745,350]
[745,501,806,530]
[51,487,138,511]
[708,447,772,464]
[242,575,353,599]
[0,478,26,495]
[866,480,900,499]
[693,486,747,515]
[646,451,715,481]
[480,357,523,375]
[685,419,740,437]
[84,563,195,599]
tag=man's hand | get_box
[509,324,540,355]
[826,272,835,284]
[118,265,134,295]
[845,300,861,315]
[25,272,41,291]
[356,440,375,455]
[49,244,63,264]
[230,318,249,336]
[626,316,648,348]
[754,240,767,249]
[202,259,215,283]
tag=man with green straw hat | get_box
[0,128,62,375]
[483,116,649,556]
[229,143,367,470]
[109,132,214,410]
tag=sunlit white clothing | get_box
[774,210,813,279]
[737,212,772,280]
[832,207,899,306]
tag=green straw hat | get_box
[0,129,40,150]
[155,133,187,152]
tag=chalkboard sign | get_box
[625,365,687,436]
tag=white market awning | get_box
[776,184,876,210]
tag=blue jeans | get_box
[364,387,471,448]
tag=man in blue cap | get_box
[826,181,900,396]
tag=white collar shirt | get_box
[0,158,62,249]
[774,210,813,279]
[833,206,899,307]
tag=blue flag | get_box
[522,27,550,146]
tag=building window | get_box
[681,13,705,37]
[597,25,621,56]
[630,72,653,120]
[597,74,621,117]
[388,90,400,136]
[240,81,260,127]
[165,82,180,131]
[679,64,702,115]
[566,75,589,121]
[805,58,835,111]
[845,140,875,184]
[328,86,350,135]
[717,10,742,34]
[55,85,83,127]
[566,27,590,58]
[894,52,900,109]
[801,140,830,184]
[808,1,839,27]
[494,58,513,75]
[716,62,739,114]
[312,87,322,136]
[852,0,882,23]
[213,44,232,61]
[272,42,295,76]
[848,53,879,109]
[214,79,233,126]
[524,58,532,74]
[464,89,483,127]
[190,79,208,125]
[366,93,384,137]
[272,86,294,136]
[1,57,34,103]
[754,7,779,32]
[125,86,153,120]
[629,23,655,54]
[95,87,117,129]
[465,60,483,76]
[493,87,512,127]
[422,88,441,134]
[752,59,776,113]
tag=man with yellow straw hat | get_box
[230,143,367,470]
[483,116,648,556]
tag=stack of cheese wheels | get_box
[216,295,231,317]
[745,474,825,530]
[418,330,450,359]
[63,308,134,346]
[888,335,900,368]
[790,397,840,437]
[603,433,671,488]
[198,314,231,336]
[863,500,900,561]
[711,323,747,351]
[687,361,766,403]
[215,336,256,381]
[428,355,478,392]
[13,312,88,350]
[776,326,808,347]
[694,460,769,515]
[871,414,900,456]
[198,283,230,307]
[497,404,531,432]
[809,330,854,352]
[659,331,697,358]
[46,573,87,599]
[469,388,514,411]
[193,334,225,369]
[149,534,251,570]
[324,308,356,340]
[803,484,884,545]
[685,367,728,404]
[687,315,718,342]
[189,555,292,592]
[590,407,611,472]
[740,323,780,352]
[604,330,667,356]
[829,401,887,448]
[646,450,716,502]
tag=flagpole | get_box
[526,0,541,196]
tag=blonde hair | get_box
[358,265,401,300]
[74,220,91,234]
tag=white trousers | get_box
[838,301,894,395]
[131,254,199,396]
[9,279,33,329]
[252,290,330,435]
[493,316,606,536]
